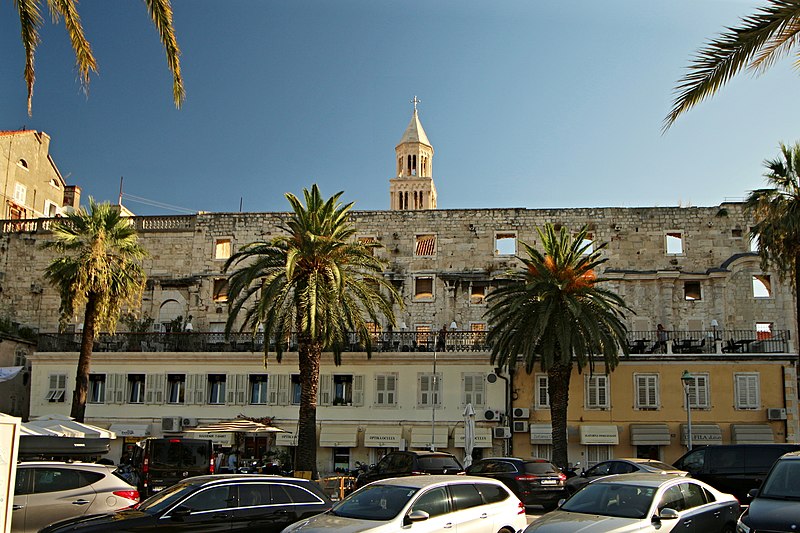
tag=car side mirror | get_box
[748,488,759,500]
[406,510,430,524]
[657,508,679,521]
[557,498,566,507]
[170,506,192,520]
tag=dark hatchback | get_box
[40,475,333,533]
[355,450,464,488]
[737,451,800,533]
[466,457,567,510]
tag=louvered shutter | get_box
[375,375,385,405]
[463,374,473,406]
[353,375,364,406]
[276,375,289,406]
[319,374,331,406]
[597,376,607,407]
[113,373,126,404]
[386,374,396,405]
[587,376,598,407]
[268,374,280,405]
[418,373,430,407]
[236,374,247,405]
[474,374,485,406]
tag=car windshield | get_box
[150,440,210,468]
[561,482,656,519]
[418,456,462,471]
[331,484,419,520]
[759,460,800,500]
[135,482,198,514]
[524,462,560,475]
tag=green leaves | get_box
[666,1,800,130]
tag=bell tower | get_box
[390,97,438,210]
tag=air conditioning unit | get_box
[767,408,787,421]
[481,409,502,422]
[493,426,512,439]
[513,407,530,419]
[161,416,182,432]
[182,417,198,428]
[513,421,529,433]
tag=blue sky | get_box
[2,0,799,215]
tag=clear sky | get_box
[2,0,799,215]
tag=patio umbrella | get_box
[463,403,475,468]
[184,419,285,433]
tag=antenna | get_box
[118,176,124,205]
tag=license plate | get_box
[540,480,557,485]
[152,486,165,492]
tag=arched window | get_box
[17,159,28,169]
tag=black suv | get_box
[355,450,464,488]
[41,474,334,532]
[737,451,800,532]
[466,457,567,511]
[672,443,800,503]
[127,437,214,497]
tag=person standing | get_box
[227,450,238,472]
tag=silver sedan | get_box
[524,473,739,533]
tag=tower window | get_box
[415,234,436,256]
[665,232,684,255]
[495,232,517,256]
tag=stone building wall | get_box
[0,202,792,340]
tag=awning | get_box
[630,424,671,446]
[680,424,722,445]
[530,424,553,444]
[731,424,775,444]
[364,426,403,448]
[276,424,298,446]
[27,415,115,439]
[454,427,492,448]
[185,419,285,434]
[580,425,619,445]
[109,424,151,438]
[410,426,448,449]
[319,425,358,447]
[188,432,233,446]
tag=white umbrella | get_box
[184,419,285,433]
[463,403,476,468]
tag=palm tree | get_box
[224,185,399,477]
[665,1,800,130]
[14,0,183,115]
[485,224,629,468]
[745,141,800,361]
[43,199,147,422]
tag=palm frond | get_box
[143,0,184,107]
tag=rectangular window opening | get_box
[213,278,229,303]
[753,275,772,298]
[414,277,434,300]
[291,374,301,405]
[495,232,517,256]
[214,238,232,260]
[684,281,702,301]
[469,283,487,305]
[333,375,354,405]
[250,374,268,405]
[665,232,684,255]
[167,374,186,404]
[415,234,436,256]
[88,374,105,404]
[208,374,227,404]
[128,374,145,404]
[756,322,773,340]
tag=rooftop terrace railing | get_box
[35,329,792,355]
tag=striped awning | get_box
[731,424,775,444]
[630,424,671,446]
[185,419,284,433]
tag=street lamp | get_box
[681,370,694,451]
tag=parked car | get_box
[39,474,333,532]
[566,458,686,494]
[672,443,800,503]
[524,473,739,533]
[736,450,800,532]
[283,474,527,533]
[354,450,464,488]
[12,461,139,533]
[128,437,214,497]
[465,457,567,510]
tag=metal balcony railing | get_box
[34,329,792,355]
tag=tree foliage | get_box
[13,0,184,115]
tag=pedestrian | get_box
[436,324,447,351]
[227,450,238,472]
[215,451,225,473]
[655,324,668,353]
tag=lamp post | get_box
[681,370,694,451]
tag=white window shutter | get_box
[154,374,166,404]
[475,374,485,406]
[418,373,429,407]
[236,374,246,405]
[185,374,196,405]
[353,375,364,406]
[319,374,331,406]
[193,374,206,405]
[113,373,126,404]
[387,374,397,405]
[276,374,289,406]
[145,374,156,404]
[226,374,237,405]
[268,374,279,405]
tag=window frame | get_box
[535,375,549,409]
[167,374,186,404]
[684,372,710,410]
[45,373,67,402]
[88,374,106,404]
[494,231,517,256]
[665,231,684,256]
[585,374,609,409]
[375,372,398,407]
[207,374,227,405]
[752,274,772,299]
[634,373,660,410]
[249,374,269,405]
[462,373,486,408]
[127,374,146,404]
[414,233,437,257]
[213,237,232,260]
[734,372,760,410]
[418,372,442,408]
[413,275,435,301]
[683,281,702,301]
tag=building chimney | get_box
[62,185,81,209]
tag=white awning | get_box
[410,426,448,449]
[27,415,115,439]
[630,424,670,446]
[530,424,553,444]
[109,424,151,438]
[680,424,722,445]
[731,424,775,444]
[319,425,358,447]
[364,426,403,448]
[188,432,233,446]
[453,427,492,448]
[276,424,298,446]
[580,425,619,445]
